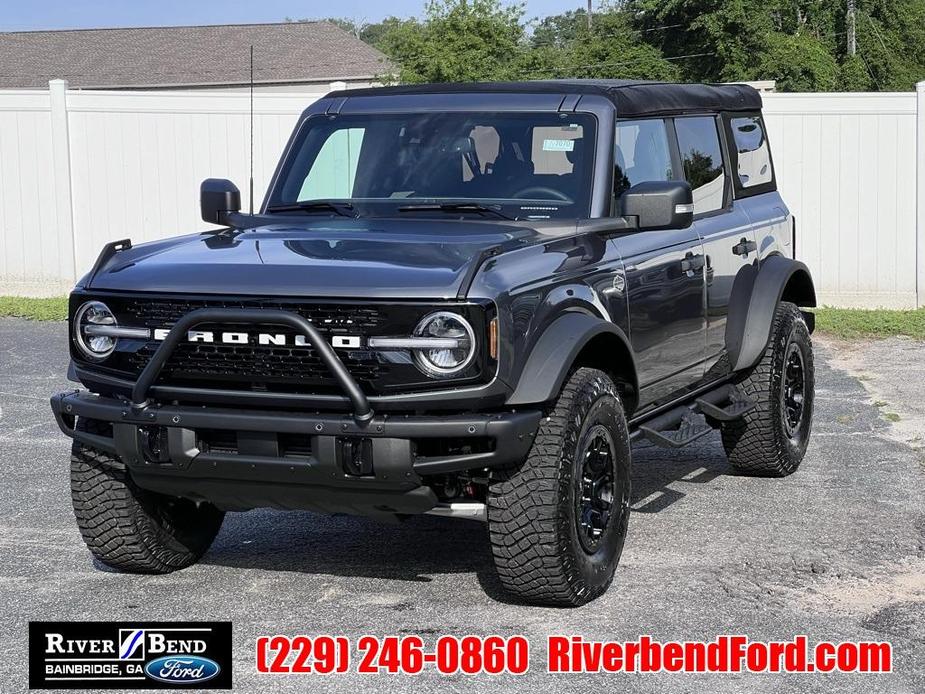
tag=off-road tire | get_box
[487,368,631,606]
[722,301,814,476]
[70,419,225,573]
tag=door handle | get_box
[732,237,757,257]
[680,252,705,276]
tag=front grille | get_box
[114,298,387,394]
[121,298,383,332]
[125,341,383,391]
[73,294,491,398]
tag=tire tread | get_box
[488,368,629,606]
[70,419,223,573]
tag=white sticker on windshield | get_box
[543,139,575,152]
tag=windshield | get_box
[268,112,596,220]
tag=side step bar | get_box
[634,384,755,449]
[425,502,487,522]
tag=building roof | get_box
[0,22,392,89]
[338,80,763,117]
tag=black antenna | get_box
[249,44,255,214]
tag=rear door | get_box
[673,115,756,377]
[611,118,707,407]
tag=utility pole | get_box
[587,1,593,29]
[847,0,857,56]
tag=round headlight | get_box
[413,312,476,377]
[73,301,117,360]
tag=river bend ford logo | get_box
[28,621,232,689]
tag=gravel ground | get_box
[820,335,925,451]
[1,318,923,693]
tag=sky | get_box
[0,0,586,32]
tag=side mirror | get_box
[619,181,694,231]
[200,178,241,225]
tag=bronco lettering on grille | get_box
[151,328,361,349]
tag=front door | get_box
[618,232,707,407]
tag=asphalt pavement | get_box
[2,317,923,693]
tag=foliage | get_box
[566,9,681,81]
[757,31,839,92]
[374,0,528,83]
[627,0,772,82]
[295,0,925,92]
[530,9,589,49]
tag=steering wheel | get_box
[511,186,573,203]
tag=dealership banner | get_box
[28,622,232,689]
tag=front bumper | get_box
[51,390,541,516]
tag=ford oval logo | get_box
[144,655,220,684]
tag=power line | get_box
[863,12,890,56]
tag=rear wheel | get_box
[722,301,814,476]
[70,419,225,573]
[487,368,631,606]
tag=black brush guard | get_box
[130,308,374,421]
[51,308,540,515]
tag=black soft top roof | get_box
[332,80,763,118]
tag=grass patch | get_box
[0,296,68,321]
[812,307,925,340]
[1,297,922,339]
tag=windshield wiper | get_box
[266,200,357,218]
[397,202,515,220]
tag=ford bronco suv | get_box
[51,80,816,606]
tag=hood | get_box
[86,218,543,299]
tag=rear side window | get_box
[675,117,726,215]
[614,119,673,198]
[729,115,774,192]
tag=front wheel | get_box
[70,419,225,573]
[487,368,631,606]
[722,301,814,476]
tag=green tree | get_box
[854,0,925,91]
[567,9,681,80]
[757,31,839,91]
[530,9,589,49]
[359,17,413,49]
[628,0,925,91]
[838,54,871,91]
[376,0,527,83]
[627,0,772,82]
[508,44,571,80]
[296,1,925,92]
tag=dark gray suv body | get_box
[52,80,817,605]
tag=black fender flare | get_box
[726,255,816,372]
[507,312,636,406]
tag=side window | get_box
[674,117,726,214]
[729,115,773,190]
[298,127,365,200]
[614,119,673,197]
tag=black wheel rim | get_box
[575,425,618,553]
[782,341,806,440]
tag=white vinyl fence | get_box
[1,80,924,308]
